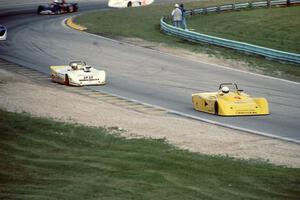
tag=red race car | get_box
[37,0,78,15]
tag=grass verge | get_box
[188,6,300,54]
[75,0,300,82]
[1,109,300,199]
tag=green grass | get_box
[76,0,255,43]
[1,109,300,199]
[188,6,300,54]
[75,0,300,82]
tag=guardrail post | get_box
[190,9,195,16]
[249,2,252,8]
[267,0,271,7]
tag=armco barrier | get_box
[162,0,300,64]
[186,0,300,15]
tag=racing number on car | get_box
[84,76,93,80]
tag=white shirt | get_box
[171,8,182,21]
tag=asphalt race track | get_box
[0,0,300,143]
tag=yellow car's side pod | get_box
[192,83,269,116]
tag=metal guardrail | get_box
[161,0,300,64]
[186,0,300,15]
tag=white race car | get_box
[50,61,106,86]
[108,0,154,8]
[0,25,7,41]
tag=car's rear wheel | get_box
[65,75,70,86]
[127,2,132,7]
[54,5,61,14]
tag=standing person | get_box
[180,3,188,30]
[171,4,182,28]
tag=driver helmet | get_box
[174,4,179,8]
[71,63,78,70]
[221,86,229,93]
[54,0,59,3]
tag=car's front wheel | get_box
[127,1,132,7]
[37,6,43,14]
[51,74,55,82]
[214,102,219,115]
[73,5,78,12]
[65,75,70,86]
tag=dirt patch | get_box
[0,68,299,168]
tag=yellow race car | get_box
[192,83,269,116]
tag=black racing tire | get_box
[127,1,132,7]
[51,74,55,82]
[37,6,43,14]
[214,102,219,115]
[54,5,60,14]
[65,75,70,86]
[73,4,78,12]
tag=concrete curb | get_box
[65,17,87,31]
